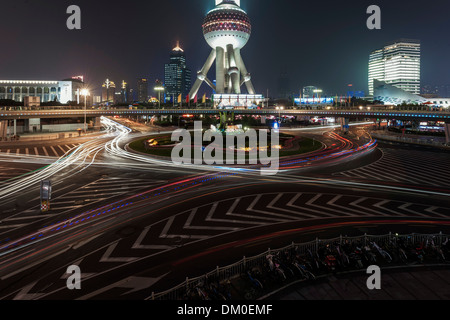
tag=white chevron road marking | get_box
[100,242,139,263]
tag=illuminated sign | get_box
[294,97,334,105]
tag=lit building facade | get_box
[369,39,421,96]
[137,78,149,102]
[0,79,84,104]
[164,42,192,101]
[101,79,116,104]
[302,86,322,99]
[374,80,449,107]
[115,80,133,104]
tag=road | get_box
[0,116,448,300]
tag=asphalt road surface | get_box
[0,118,448,300]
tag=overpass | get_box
[0,108,449,121]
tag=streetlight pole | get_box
[154,85,164,109]
[81,89,89,134]
[84,94,87,134]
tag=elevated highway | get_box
[0,108,449,121]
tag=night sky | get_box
[1,0,449,98]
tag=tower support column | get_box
[226,44,240,94]
[216,47,226,94]
[189,49,217,99]
[234,48,255,94]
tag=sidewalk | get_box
[370,129,449,150]
[0,130,103,145]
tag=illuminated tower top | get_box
[216,0,240,6]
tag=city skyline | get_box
[0,0,449,98]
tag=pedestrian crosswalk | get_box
[0,167,32,184]
[334,148,450,188]
[0,177,167,235]
[0,144,81,158]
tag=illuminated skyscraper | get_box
[137,78,149,102]
[101,79,116,103]
[164,42,191,100]
[369,39,421,96]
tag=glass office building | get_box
[369,39,421,96]
[164,42,191,101]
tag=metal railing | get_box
[148,231,447,300]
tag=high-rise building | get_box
[117,80,133,104]
[368,39,421,96]
[101,79,116,104]
[137,78,149,102]
[164,42,191,101]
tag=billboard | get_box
[294,97,334,105]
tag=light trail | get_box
[0,119,120,200]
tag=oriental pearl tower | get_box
[189,0,256,100]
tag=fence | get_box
[370,132,449,149]
[148,231,447,300]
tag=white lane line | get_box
[397,203,429,217]
[42,146,49,157]
[25,148,29,155]
[57,145,66,154]
[349,197,388,216]
[50,146,58,157]
[132,226,173,250]
[373,200,408,216]
[247,194,296,221]
[267,193,318,219]
[326,195,371,216]
[225,197,280,223]
[183,208,239,231]
[34,147,39,155]
[99,242,138,263]
[1,247,71,281]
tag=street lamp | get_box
[276,106,284,125]
[154,86,164,109]
[80,89,90,134]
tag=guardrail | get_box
[370,132,449,149]
[148,231,447,300]
[0,109,449,121]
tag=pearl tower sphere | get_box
[202,0,251,50]
[188,0,256,98]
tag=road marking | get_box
[397,203,429,217]
[50,146,58,157]
[183,208,239,231]
[25,148,29,155]
[77,275,169,300]
[6,150,10,154]
[132,226,174,250]
[42,146,49,157]
[99,242,138,263]
[247,194,294,221]
[57,145,66,154]
[2,247,71,281]
[373,200,407,216]
[34,147,38,155]
[225,197,278,223]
